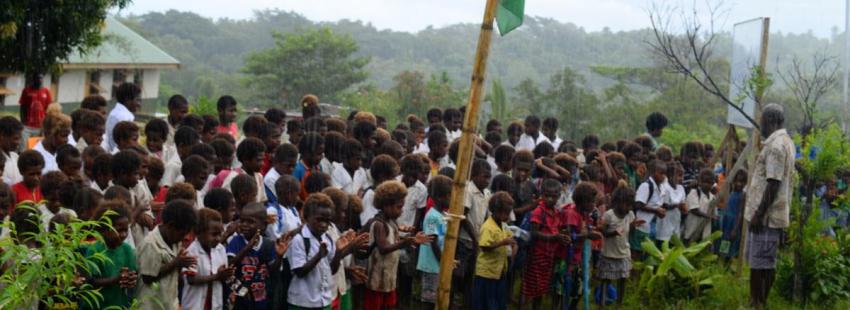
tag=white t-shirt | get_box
[399,180,427,228]
[2,151,22,185]
[331,162,369,196]
[266,204,302,239]
[634,177,668,233]
[655,183,686,241]
[105,103,134,152]
[33,141,59,175]
[181,240,227,310]
[263,167,281,200]
[515,133,551,151]
[360,189,377,226]
[287,225,337,308]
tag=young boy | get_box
[231,174,259,215]
[443,108,462,142]
[364,181,431,310]
[224,137,267,203]
[0,116,24,185]
[267,175,302,239]
[331,138,368,196]
[294,133,325,197]
[632,160,669,253]
[113,150,154,245]
[263,143,298,205]
[90,153,112,194]
[561,182,604,308]
[516,116,550,151]
[261,122,282,175]
[37,171,77,229]
[204,188,238,239]
[359,154,399,226]
[162,126,201,187]
[398,154,428,229]
[183,208,234,310]
[12,150,44,207]
[74,109,105,153]
[286,119,303,146]
[181,155,211,209]
[541,117,563,150]
[165,95,189,143]
[286,193,378,309]
[456,159,492,306]
[473,192,518,310]
[202,115,220,144]
[81,145,106,186]
[56,145,83,184]
[512,150,537,222]
[419,175,452,307]
[106,83,141,152]
[216,95,239,140]
[83,202,138,310]
[145,118,177,164]
[492,145,515,180]
[683,168,718,244]
[228,202,291,310]
[136,199,198,310]
[112,121,140,153]
[427,130,453,177]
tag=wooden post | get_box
[436,0,500,309]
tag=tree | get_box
[242,27,370,108]
[485,79,510,124]
[545,67,600,140]
[0,0,132,76]
[777,54,840,132]
[391,70,427,117]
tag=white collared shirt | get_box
[266,203,301,239]
[2,151,22,185]
[462,182,491,241]
[515,133,551,151]
[447,129,462,142]
[399,180,427,228]
[37,204,77,230]
[105,103,134,152]
[288,225,337,308]
[360,189,377,226]
[331,162,368,195]
[181,240,227,310]
[635,177,669,233]
[160,155,182,187]
[33,141,59,175]
[263,167,281,200]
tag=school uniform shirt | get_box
[360,188,377,226]
[130,181,154,248]
[398,180,427,228]
[475,217,513,279]
[106,103,134,152]
[160,155,182,187]
[331,162,368,195]
[227,234,276,310]
[2,151,22,186]
[447,129,462,142]
[266,204,301,239]
[418,208,447,274]
[33,141,59,174]
[89,181,108,195]
[263,167,281,203]
[515,133,550,151]
[222,171,268,203]
[166,122,176,146]
[288,225,337,308]
[137,227,180,310]
[152,144,178,168]
[37,204,77,230]
[549,135,563,150]
[74,136,89,154]
[600,209,635,259]
[182,239,227,310]
[683,189,715,241]
[320,157,334,178]
[413,140,429,154]
[634,177,668,233]
[656,183,686,241]
[327,224,353,296]
[462,182,491,241]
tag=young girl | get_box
[656,163,686,243]
[365,181,431,310]
[597,184,644,309]
[561,182,603,309]
[83,202,138,310]
[182,208,234,310]
[683,169,718,244]
[522,179,570,310]
[720,170,747,261]
[472,191,517,310]
[419,175,452,307]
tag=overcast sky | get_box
[121,0,845,37]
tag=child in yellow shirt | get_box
[472,192,517,310]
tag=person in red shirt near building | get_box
[18,74,52,151]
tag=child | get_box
[426,130,453,176]
[72,187,103,222]
[90,153,112,194]
[182,208,234,310]
[365,181,431,310]
[0,116,24,185]
[456,159,492,306]
[443,108,462,142]
[286,119,303,146]
[163,126,201,187]
[112,121,140,153]
[216,95,239,140]
[229,137,267,203]
[720,170,747,260]
[74,109,105,153]
[597,185,643,309]
[560,182,603,309]
[359,155,400,226]
[541,117,563,150]
[683,169,718,244]
[145,118,177,164]
[264,143,298,204]
[37,171,77,229]
[398,154,428,230]
[56,145,83,184]
[492,144,515,180]
[210,138,236,175]
[522,179,570,310]
[230,174,258,214]
[267,175,303,239]
[516,115,550,151]
[331,138,368,196]
[12,150,44,207]
[113,150,154,247]
[81,145,106,186]
[632,160,668,253]
[512,150,537,222]
[34,107,71,174]
[204,188,238,239]
[83,202,138,310]
[165,95,188,143]
[287,193,359,309]
[202,115,220,143]
[656,162,687,244]
[294,133,325,198]
[472,192,517,310]
[504,121,524,148]
[181,155,211,209]
[419,175,450,306]
[137,199,198,310]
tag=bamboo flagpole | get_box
[436,0,500,309]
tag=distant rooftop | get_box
[64,16,179,70]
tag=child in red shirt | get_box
[560,182,603,309]
[12,150,45,209]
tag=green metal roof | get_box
[64,16,179,69]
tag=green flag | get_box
[496,0,525,36]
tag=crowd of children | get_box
[0,81,783,310]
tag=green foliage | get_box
[0,205,108,309]
[795,124,850,183]
[341,84,400,126]
[660,123,732,154]
[485,79,512,125]
[190,96,218,116]
[633,233,722,306]
[0,0,132,75]
[242,27,370,108]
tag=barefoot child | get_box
[182,208,234,310]
[598,185,644,309]
[472,191,517,310]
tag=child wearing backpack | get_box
[630,160,668,256]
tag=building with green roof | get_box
[1,16,179,106]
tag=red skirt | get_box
[522,242,556,298]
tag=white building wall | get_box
[57,70,86,104]
[3,74,25,107]
[141,69,160,99]
[99,70,114,100]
